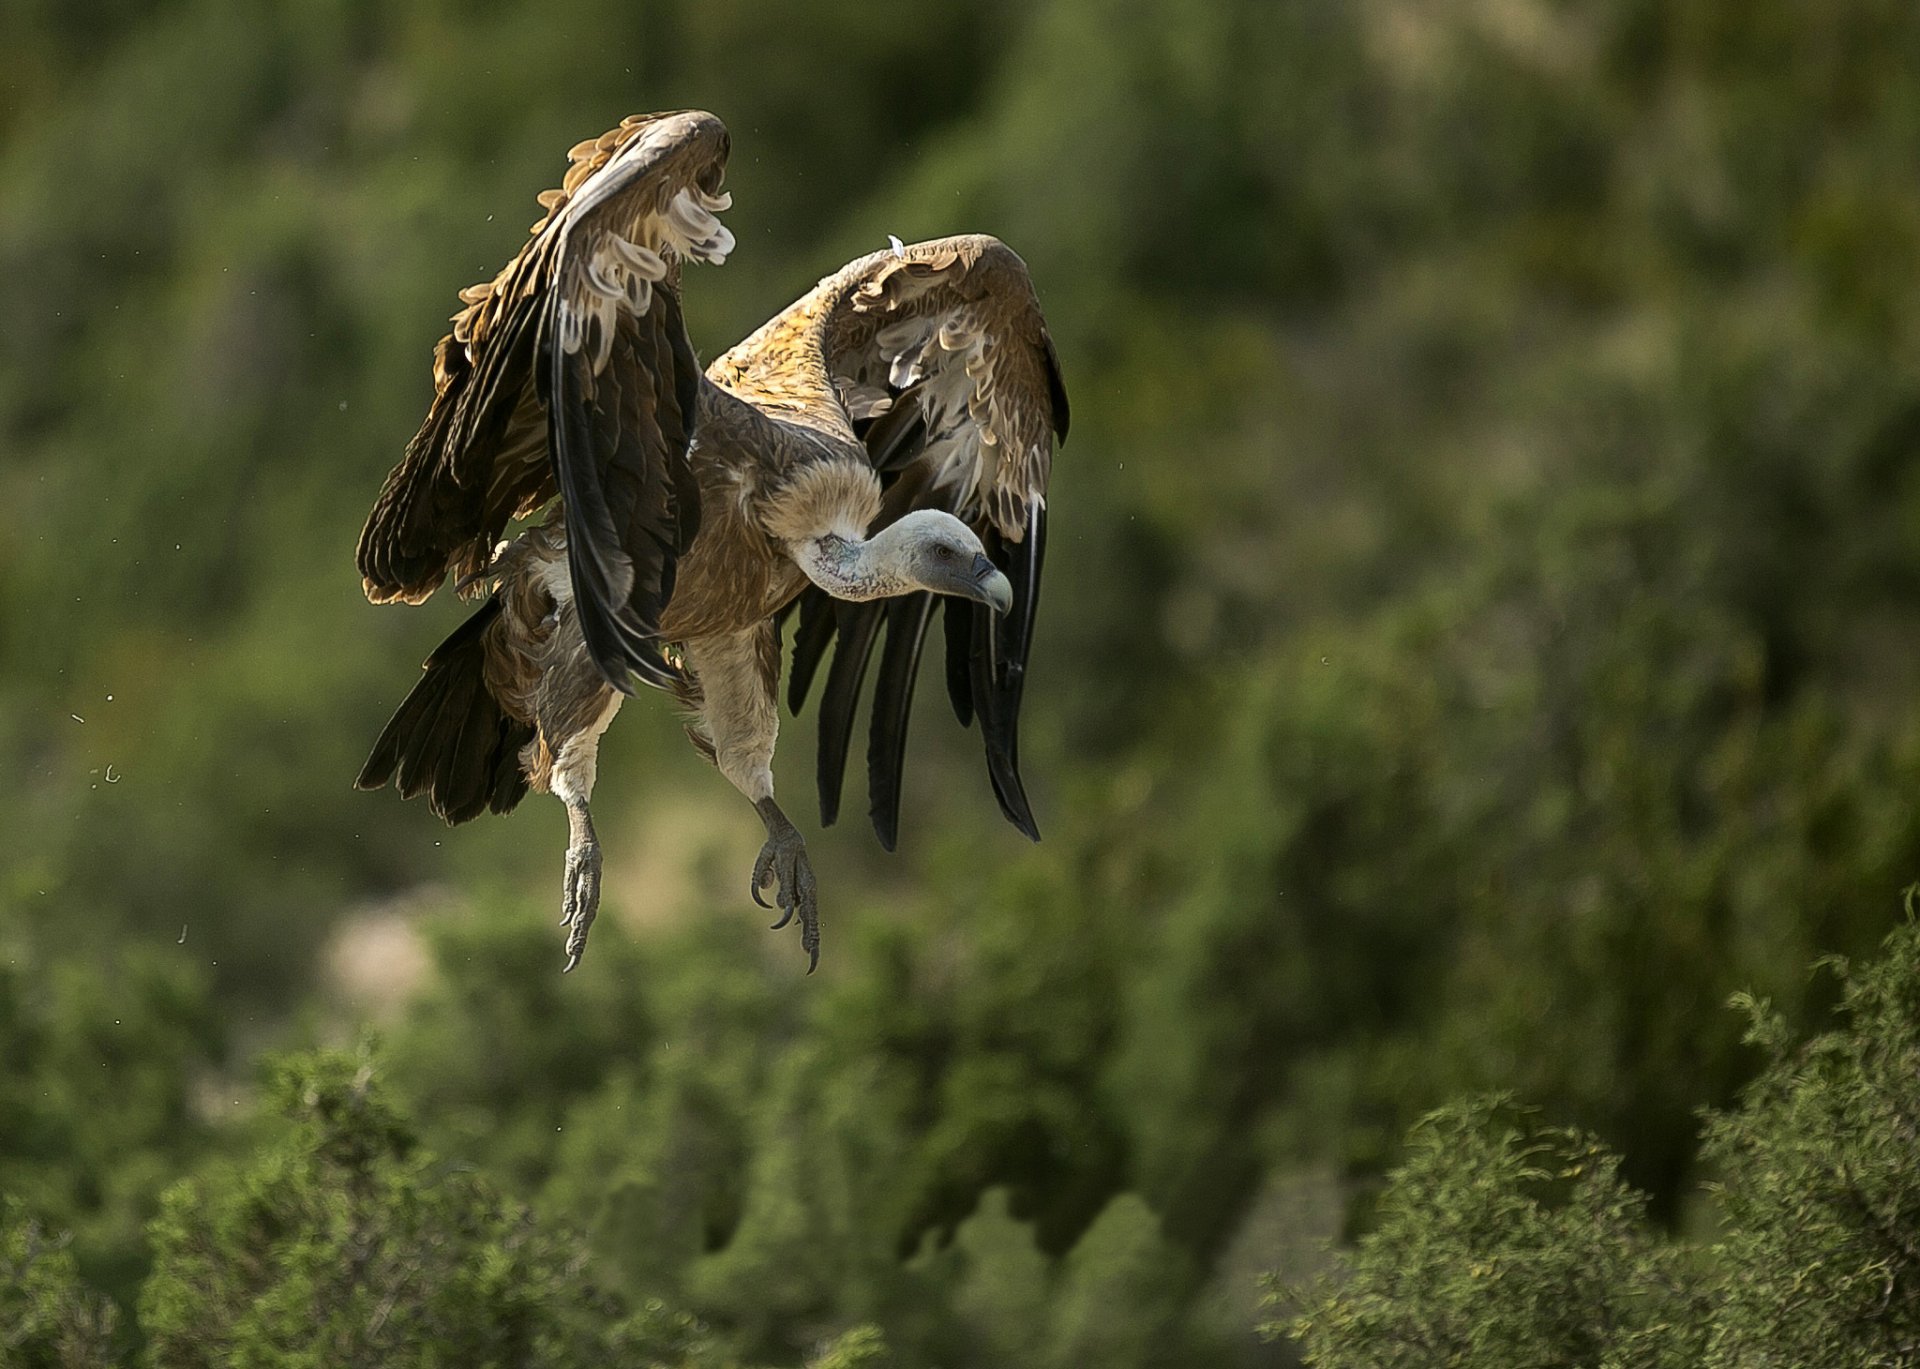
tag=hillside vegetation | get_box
[5,1,1920,1364]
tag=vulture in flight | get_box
[355,111,1068,971]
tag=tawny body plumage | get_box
[355,111,1068,969]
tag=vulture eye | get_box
[935,544,956,561]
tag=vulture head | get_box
[862,509,1013,612]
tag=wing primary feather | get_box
[942,595,975,727]
[655,287,707,555]
[543,294,686,693]
[787,588,839,715]
[969,595,1039,841]
[543,300,631,686]
[866,592,938,852]
[969,508,1046,842]
[1004,499,1047,712]
[815,602,885,827]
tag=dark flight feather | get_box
[866,592,939,851]
[814,601,885,827]
[860,382,929,472]
[356,598,534,824]
[542,287,696,693]
[786,587,839,715]
[942,595,974,727]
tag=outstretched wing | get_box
[356,110,734,691]
[722,236,1069,848]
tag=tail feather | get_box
[357,599,535,824]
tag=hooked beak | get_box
[965,553,1014,615]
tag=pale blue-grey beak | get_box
[964,553,1014,614]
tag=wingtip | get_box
[987,762,1042,842]
[355,737,398,793]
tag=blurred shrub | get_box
[1274,911,1920,1366]
[0,946,218,1311]
[137,1046,779,1369]
[1278,1100,1708,1367]
[0,1198,120,1369]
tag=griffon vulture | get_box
[355,111,1068,971]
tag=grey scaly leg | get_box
[560,798,602,972]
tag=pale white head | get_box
[798,509,1013,611]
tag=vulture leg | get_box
[560,796,602,972]
[686,626,820,969]
[535,653,623,972]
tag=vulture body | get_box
[355,111,1068,970]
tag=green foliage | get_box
[1702,913,1920,1366]
[6,0,1920,1365]
[0,947,216,1310]
[1042,1193,1195,1369]
[144,1049,576,1366]
[138,1047,763,1369]
[384,897,661,1191]
[0,1198,119,1369]
[1274,917,1920,1364]
[1279,1100,1708,1367]
[919,1189,1050,1363]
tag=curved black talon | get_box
[750,842,775,910]
[751,820,819,968]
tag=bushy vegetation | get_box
[5,0,1920,1364]
[137,1047,885,1369]
[1279,914,1920,1368]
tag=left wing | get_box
[357,110,734,691]
[718,236,1069,848]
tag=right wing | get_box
[356,110,734,691]
[726,236,1069,848]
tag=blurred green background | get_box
[5,0,1920,1363]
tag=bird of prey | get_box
[355,111,1069,971]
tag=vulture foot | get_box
[752,800,820,972]
[560,800,602,972]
